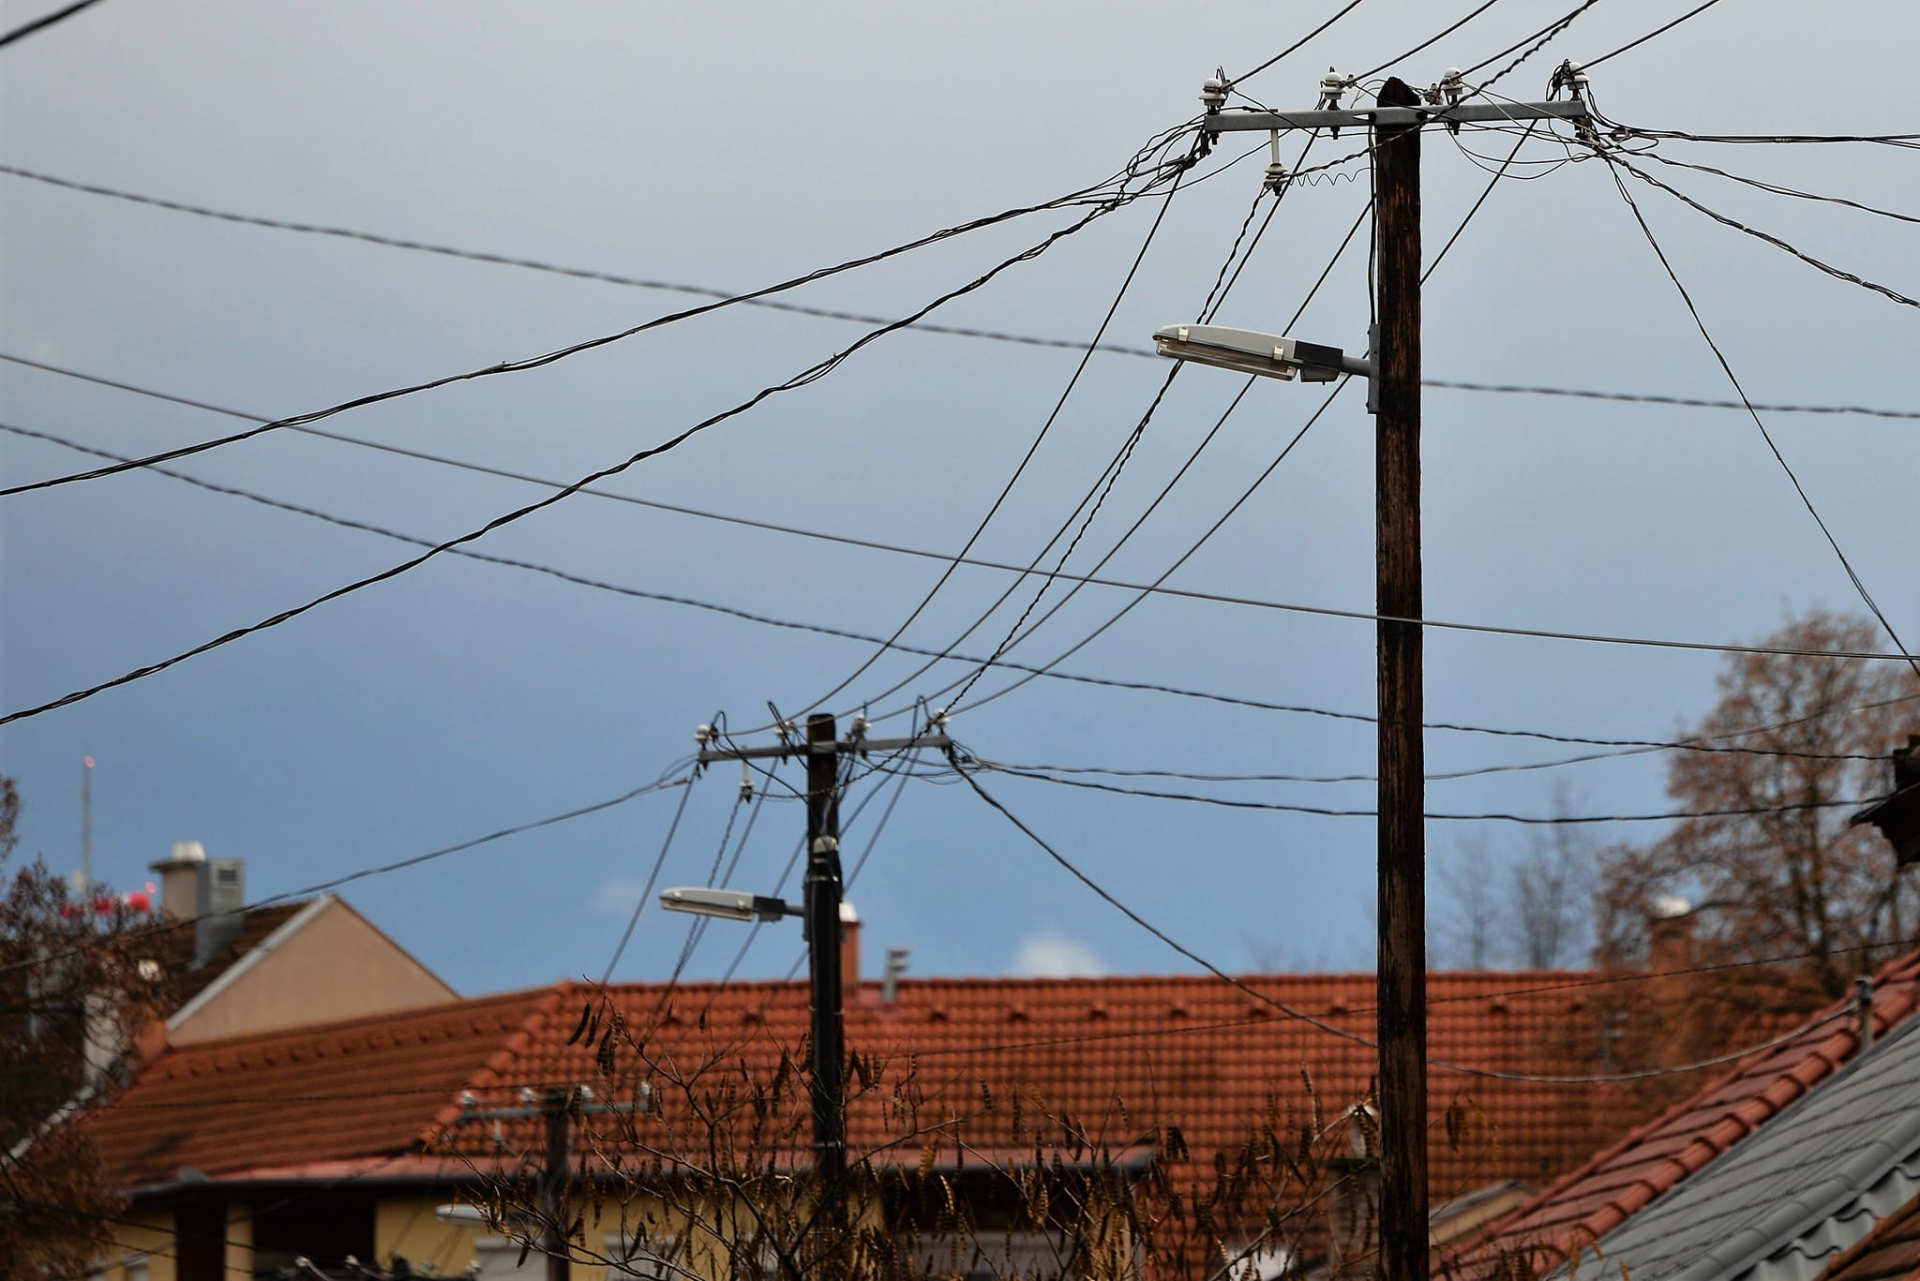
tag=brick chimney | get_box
[1648,895,1695,975]
[839,901,860,990]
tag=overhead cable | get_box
[0,770,691,978]
[0,0,106,48]
[1631,145,1920,227]
[26,410,1910,800]
[776,144,1201,726]
[959,757,1874,826]
[1581,0,1728,69]
[1601,158,1920,681]
[958,766,1854,1085]
[1232,0,1373,87]
[0,162,1175,500]
[1358,0,1507,79]
[1601,151,1920,311]
[0,200,1138,728]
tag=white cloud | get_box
[592,876,648,916]
[1009,930,1105,979]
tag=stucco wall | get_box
[170,899,456,1045]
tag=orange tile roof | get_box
[89,986,559,1190]
[89,970,1656,1208]
[1441,948,1920,1276]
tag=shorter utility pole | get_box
[540,1088,571,1281]
[804,712,848,1188]
[450,1085,649,1281]
[693,715,951,1199]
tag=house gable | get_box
[167,896,457,1046]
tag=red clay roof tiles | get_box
[87,969,1689,1216]
[1442,948,1920,1276]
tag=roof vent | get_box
[172,841,207,863]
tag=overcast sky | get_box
[2,0,1915,997]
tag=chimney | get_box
[1648,895,1694,974]
[148,843,247,969]
[839,901,860,990]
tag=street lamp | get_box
[1152,322,1374,386]
[660,887,802,923]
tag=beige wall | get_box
[94,1211,175,1281]
[171,899,456,1045]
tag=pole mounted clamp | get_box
[811,836,839,855]
[1200,67,1229,113]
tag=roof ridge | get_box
[147,983,556,1057]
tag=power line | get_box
[1601,150,1920,311]
[0,159,1185,361]
[0,162,1172,501]
[955,756,1875,826]
[18,412,1899,788]
[776,142,1202,728]
[0,200,1140,729]
[1582,0,1728,69]
[1459,0,1603,88]
[1596,123,1920,148]
[0,0,106,48]
[957,764,1854,1086]
[0,771,691,978]
[599,770,697,986]
[1423,379,1920,420]
[1358,0,1508,80]
[1631,144,1920,228]
[1600,156,1920,683]
[1232,0,1373,87]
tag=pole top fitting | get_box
[1201,67,1229,112]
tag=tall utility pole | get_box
[803,712,848,1188]
[1371,76,1427,1281]
[1194,80,1590,1278]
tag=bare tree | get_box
[1509,783,1594,971]
[1,776,172,1279]
[1434,833,1503,969]
[1592,609,1920,1003]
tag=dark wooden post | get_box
[1373,74,1428,1281]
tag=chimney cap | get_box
[150,840,208,872]
[1651,894,1692,920]
[839,901,859,925]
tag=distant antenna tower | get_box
[79,754,94,897]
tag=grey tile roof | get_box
[1571,1014,1920,1281]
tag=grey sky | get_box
[2,0,1915,995]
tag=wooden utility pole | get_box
[540,1087,572,1281]
[804,712,848,1190]
[1372,75,1427,1281]
[1187,75,1588,1278]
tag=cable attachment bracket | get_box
[1264,129,1289,194]
[1316,69,1356,136]
[1425,68,1467,133]
[1200,66,1230,113]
